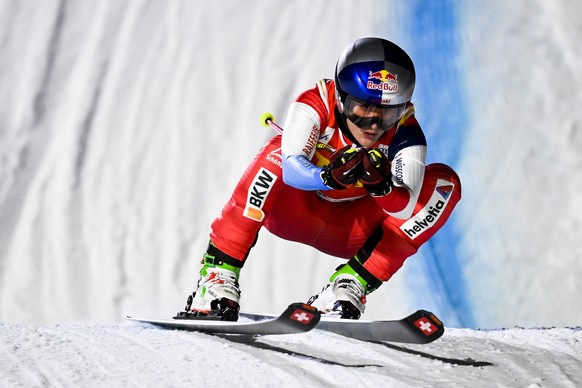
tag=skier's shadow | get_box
[214,334,493,368]
[367,340,494,367]
[214,334,382,368]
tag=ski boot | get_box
[307,257,381,319]
[175,243,244,322]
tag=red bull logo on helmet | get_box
[367,70,398,93]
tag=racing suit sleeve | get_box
[373,115,427,219]
[281,84,331,191]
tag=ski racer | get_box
[181,37,462,320]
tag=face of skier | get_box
[344,96,405,147]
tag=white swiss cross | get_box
[291,309,314,324]
[414,317,436,336]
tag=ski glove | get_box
[320,146,364,189]
[361,148,392,196]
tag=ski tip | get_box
[404,310,445,343]
[281,302,321,330]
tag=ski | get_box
[316,309,444,344]
[128,304,443,343]
[240,309,444,344]
[126,302,320,336]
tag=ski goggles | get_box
[343,95,406,132]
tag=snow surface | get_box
[1,323,581,387]
[1,0,582,386]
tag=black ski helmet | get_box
[335,38,415,130]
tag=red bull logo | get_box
[368,70,398,82]
[367,70,398,93]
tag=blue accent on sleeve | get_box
[282,154,330,191]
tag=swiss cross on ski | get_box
[415,317,437,336]
[291,309,316,324]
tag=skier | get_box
[181,37,461,320]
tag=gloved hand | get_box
[361,148,392,196]
[320,146,364,189]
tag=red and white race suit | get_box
[210,80,461,282]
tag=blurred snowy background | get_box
[1,0,581,328]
